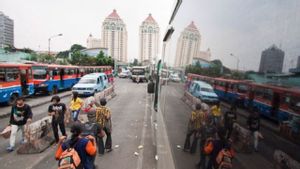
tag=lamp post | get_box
[48,33,63,56]
[230,53,240,71]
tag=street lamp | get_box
[48,33,63,56]
[230,53,240,71]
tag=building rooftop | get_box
[107,9,120,19]
[144,13,157,23]
[187,21,198,30]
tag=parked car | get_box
[188,80,219,103]
[119,70,130,78]
[169,73,181,82]
[72,73,108,96]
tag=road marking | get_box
[136,93,149,169]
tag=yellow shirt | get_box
[211,105,222,117]
[70,98,83,111]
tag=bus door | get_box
[59,68,65,88]
[271,92,280,117]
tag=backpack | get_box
[204,138,214,155]
[58,141,82,169]
[216,149,233,169]
[81,122,98,137]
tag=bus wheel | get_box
[8,94,18,106]
[50,86,58,95]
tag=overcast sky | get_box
[0,0,173,63]
[1,0,300,71]
[167,0,300,71]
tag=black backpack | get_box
[81,122,99,137]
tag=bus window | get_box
[32,66,47,79]
[237,84,248,93]
[69,69,75,75]
[0,68,5,82]
[53,69,58,76]
[6,68,19,82]
[290,96,300,112]
[264,89,273,100]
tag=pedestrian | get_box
[207,127,227,169]
[6,97,32,152]
[136,75,140,84]
[55,123,97,169]
[83,96,99,123]
[224,105,237,139]
[183,103,206,154]
[211,102,222,127]
[48,95,67,143]
[216,140,235,169]
[96,98,112,154]
[196,115,216,169]
[247,108,261,152]
[69,91,83,122]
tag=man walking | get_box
[7,97,32,152]
[224,105,237,139]
[247,108,261,152]
[96,98,112,154]
[48,95,67,143]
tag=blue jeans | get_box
[72,110,80,121]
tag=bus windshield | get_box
[132,69,145,75]
[32,67,47,79]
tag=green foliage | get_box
[129,58,142,66]
[70,44,86,53]
[96,51,114,66]
[56,50,69,58]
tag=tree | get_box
[57,50,69,58]
[70,44,86,53]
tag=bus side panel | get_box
[253,100,272,118]
[0,85,22,103]
[277,110,290,122]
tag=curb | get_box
[0,92,72,120]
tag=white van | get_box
[72,73,108,96]
[189,80,219,103]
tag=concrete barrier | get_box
[273,150,300,169]
[182,91,201,108]
[17,116,55,154]
[230,123,252,153]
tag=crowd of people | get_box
[6,91,113,169]
[183,102,261,169]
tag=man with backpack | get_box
[196,115,216,169]
[48,95,67,143]
[247,108,261,152]
[7,97,32,152]
[55,123,97,169]
[211,102,222,127]
[216,140,235,169]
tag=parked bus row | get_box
[0,62,113,105]
[187,73,300,122]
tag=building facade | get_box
[174,21,201,68]
[139,14,160,65]
[0,12,14,48]
[196,48,211,61]
[101,9,127,63]
[297,56,300,68]
[259,45,285,73]
[87,34,101,49]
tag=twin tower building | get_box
[87,9,210,67]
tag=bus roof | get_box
[0,62,31,68]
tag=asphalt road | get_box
[4,78,156,169]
